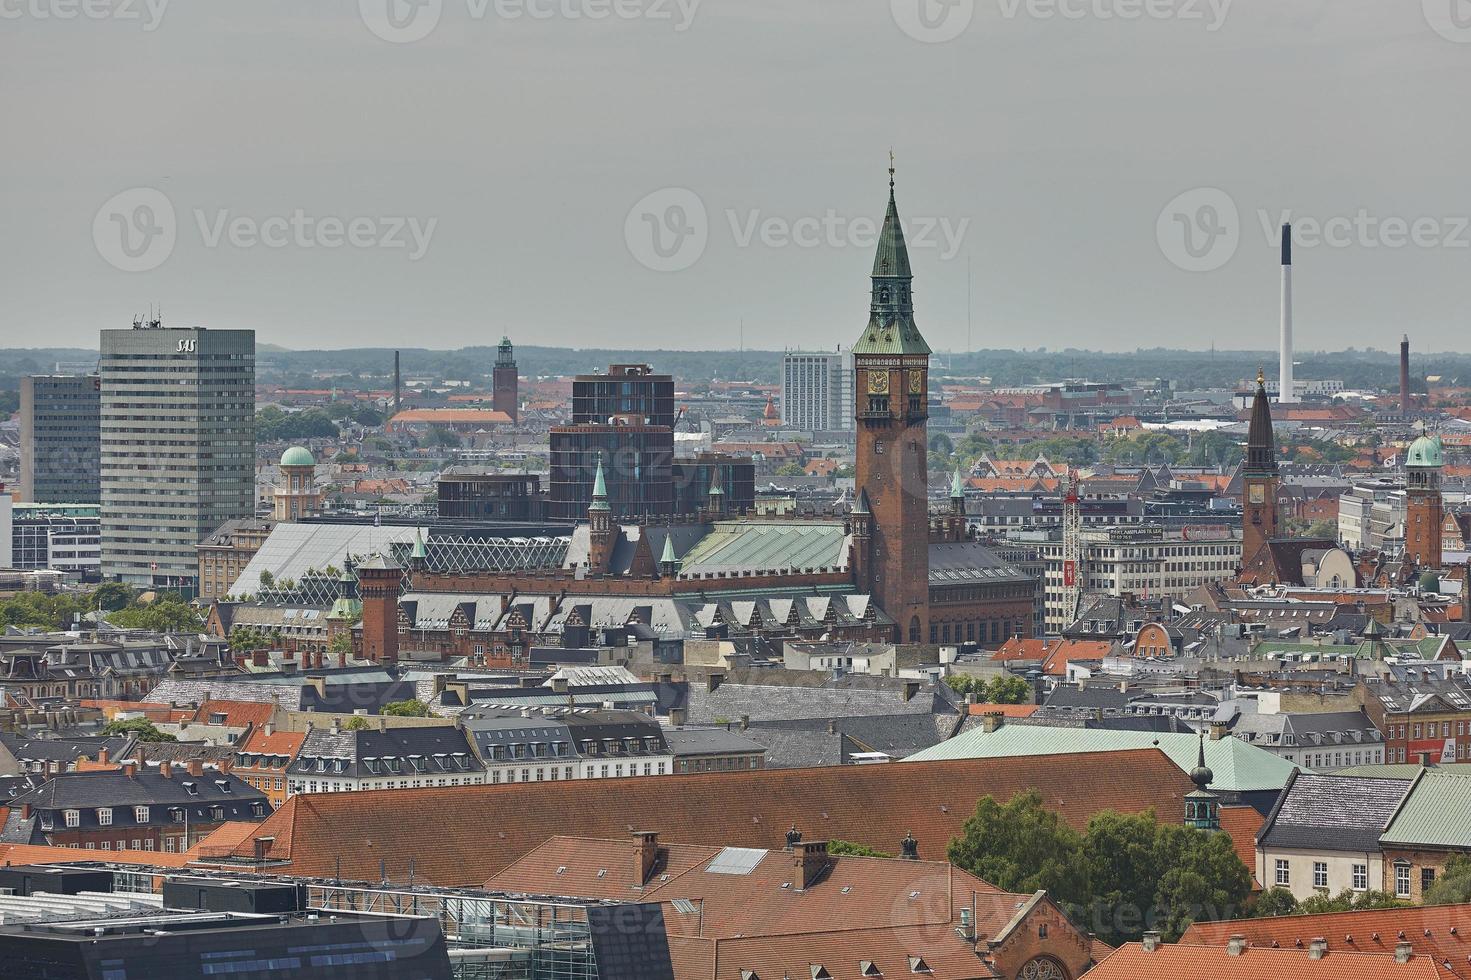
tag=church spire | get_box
[854,160,929,355]
[1246,368,1277,476]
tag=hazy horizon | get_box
[4,2,1467,353]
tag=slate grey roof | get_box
[738,728,846,769]
[0,770,270,843]
[661,727,767,759]
[1257,770,1412,853]
[927,542,1034,587]
[289,726,483,780]
[0,734,136,766]
[686,676,960,726]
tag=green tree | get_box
[928,433,954,456]
[1297,889,1407,914]
[382,699,431,717]
[1151,823,1251,940]
[1082,810,1164,943]
[1251,887,1299,917]
[108,593,204,633]
[984,675,1033,705]
[775,462,807,477]
[92,582,136,612]
[101,718,177,743]
[328,632,356,660]
[228,626,272,654]
[947,790,1089,907]
[258,570,275,589]
[343,715,373,731]
[827,840,892,858]
[1425,855,1471,906]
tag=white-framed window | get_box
[96,808,113,827]
[1275,859,1290,886]
[64,809,80,828]
[134,806,149,823]
[1395,863,1412,898]
[1313,862,1328,889]
[1352,864,1368,891]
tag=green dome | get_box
[1406,434,1444,469]
[1419,571,1442,593]
[280,446,316,467]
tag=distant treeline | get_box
[0,344,1458,394]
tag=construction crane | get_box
[1060,470,1083,631]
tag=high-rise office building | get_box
[572,364,675,428]
[99,322,255,591]
[781,349,853,432]
[19,375,101,503]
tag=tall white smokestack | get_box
[1278,222,1296,404]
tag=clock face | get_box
[908,369,925,395]
[1249,484,1266,504]
[867,371,890,395]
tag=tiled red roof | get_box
[192,699,276,728]
[1181,904,1471,979]
[671,927,999,980]
[1088,942,1440,979]
[223,750,1194,887]
[1218,804,1264,884]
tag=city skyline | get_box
[3,2,1467,352]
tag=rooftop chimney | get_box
[794,840,830,891]
[98,747,111,766]
[739,715,749,731]
[707,672,725,693]
[632,830,659,886]
[981,712,1005,734]
[1396,940,1413,964]
[1142,930,1161,953]
[668,707,688,728]
[122,762,137,779]
[902,681,921,703]
[186,760,204,778]
[1308,937,1327,960]
[160,761,173,779]
[551,677,569,695]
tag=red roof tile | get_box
[221,750,1194,887]
[1218,805,1264,884]
[1181,904,1471,979]
[1087,941,1440,979]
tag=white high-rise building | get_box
[781,348,853,432]
[100,321,256,591]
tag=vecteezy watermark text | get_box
[93,187,437,272]
[358,0,700,44]
[890,0,1230,44]
[623,187,970,273]
[0,0,167,29]
[1156,187,1469,272]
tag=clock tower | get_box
[853,164,931,644]
[1242,370,1279,565]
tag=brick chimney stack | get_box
[632,830,659,886]
[794,840,830,891]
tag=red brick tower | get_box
[1242,370,1279,566]
[1405,431,1444,569]
[355,554,403,664]
[493,336,519,422]
[853,163,931,644]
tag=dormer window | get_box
[135,806,149,823]
[182,781,199,797]
[97,808,113,826]
[64,809,80,828]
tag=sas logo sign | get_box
[176,339,197,353]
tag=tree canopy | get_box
[947,792,1251,945]
[101,718,177,743]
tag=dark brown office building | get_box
[572,364,676,428]
[672,454,756,516]
[437,470,543,521]
[548,424,674,521]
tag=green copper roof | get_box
[411,527,428,560]
[280,446,315,467]
[871,186,912,279]
[1381,772,1471,848]
[678,521,850,577]
[1406,434,1444,468]
[951,469,965,498]
[659,535,678,565]
[904,726,1299,793]
[589,460,610,511]
[853,316,932,355]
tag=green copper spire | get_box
[411,527,428,561]
[853,158,931,356]
[589,459,610,511]
[660,535,677,565]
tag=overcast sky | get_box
[2,0,1466,353]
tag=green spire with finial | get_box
[660,535,677,565]
[411,527,428,561]
[589,459,610,511]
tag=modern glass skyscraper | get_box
[99,322,255,591]
[19,374,101,503]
